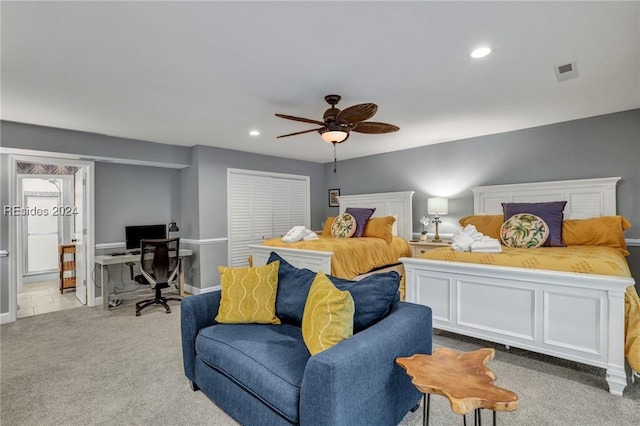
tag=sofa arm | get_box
[300,301,432,426]
[181,290,221,383]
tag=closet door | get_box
[228,173,254,266]
[251,175,273,242]
[228,170,309,267]
[271,177,309,238]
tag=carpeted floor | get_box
[1,299,639,425]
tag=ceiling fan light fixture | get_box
[471,46,492,58]
[320,129,349,144]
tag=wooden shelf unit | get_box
[58,244,76,293]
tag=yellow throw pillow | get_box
[459,215,503,239]
[562,215,631,256]
[216,261,281,324]
[302,272,354,355]
[322,217,336,235]
[363,215,396,243]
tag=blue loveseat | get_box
[181,254,433,426]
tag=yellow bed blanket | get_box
[262,235,411,279]
[419,245,640,371]
[419,245,631,277]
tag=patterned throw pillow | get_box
[302,271,354,355]
[215,261,281,324]
[500,214,550,249]
[331,213,357,238]
[345,207,376,237]
[502,201,566,246]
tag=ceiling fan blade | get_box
[277,127,327,138]
[337,103,378,124]
[352,122,400,134]
[275,113,325,126]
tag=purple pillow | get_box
[502,201,567,247]
[345,207,376,237]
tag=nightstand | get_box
[409,240,452,257]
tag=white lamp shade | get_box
[427,197,449,215]
[321,130,348,143]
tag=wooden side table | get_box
[397,347,518,425]
[408,240,452,257]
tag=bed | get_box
[401,177,637,396]
[249,191,414,280]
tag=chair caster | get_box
[136,311,141,316]
[166,308,171,314]
[189,380,200,391]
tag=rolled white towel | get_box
[452,231,476,252]
[302,230,319,241]
[282,226,308,243]
[452,225,484,251]
[470,237,502,253]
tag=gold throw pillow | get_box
[216,261,281,324]
[363,215,396,243]
[302,272,354,355]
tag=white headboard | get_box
[472,177,621,219]
[338,191,414,241]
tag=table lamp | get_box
[427,197,448,243]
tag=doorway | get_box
[7,155,95,322]
[20,176,71,283]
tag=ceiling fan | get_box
[275,94,399,144]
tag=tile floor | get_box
[17,279,83,319]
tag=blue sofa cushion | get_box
[268,252,400,333]
[269,252,316,326]
[328,272,400,333]
[195,323,309,424]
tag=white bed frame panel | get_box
[402,177,635,396]
[249,191,414,275]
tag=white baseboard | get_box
[0,312,13,324]
[627,239,640,247]
[184,284,220,295]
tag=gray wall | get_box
[0,121,326,311]
[184,145,325,290]
[323,109,640,285]
[2,110,638,314]
[95,162,182,244]
[192,145,325,239]
[1,120,191,167]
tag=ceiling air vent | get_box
[554,61,578,82]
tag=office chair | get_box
[135,238,182,316]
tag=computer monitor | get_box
[125,224,167,251]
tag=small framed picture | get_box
[329,189,340,207]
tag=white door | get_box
[24,195,60,275]
[74,169,86,304]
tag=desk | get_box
[95,249,193,311]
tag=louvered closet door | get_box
[271,178,309,237]
[251,176,273,242]
[228,170,309,267]
[228,173,254,266]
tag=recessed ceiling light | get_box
[249,130,260,136]
[471,47,492,59]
